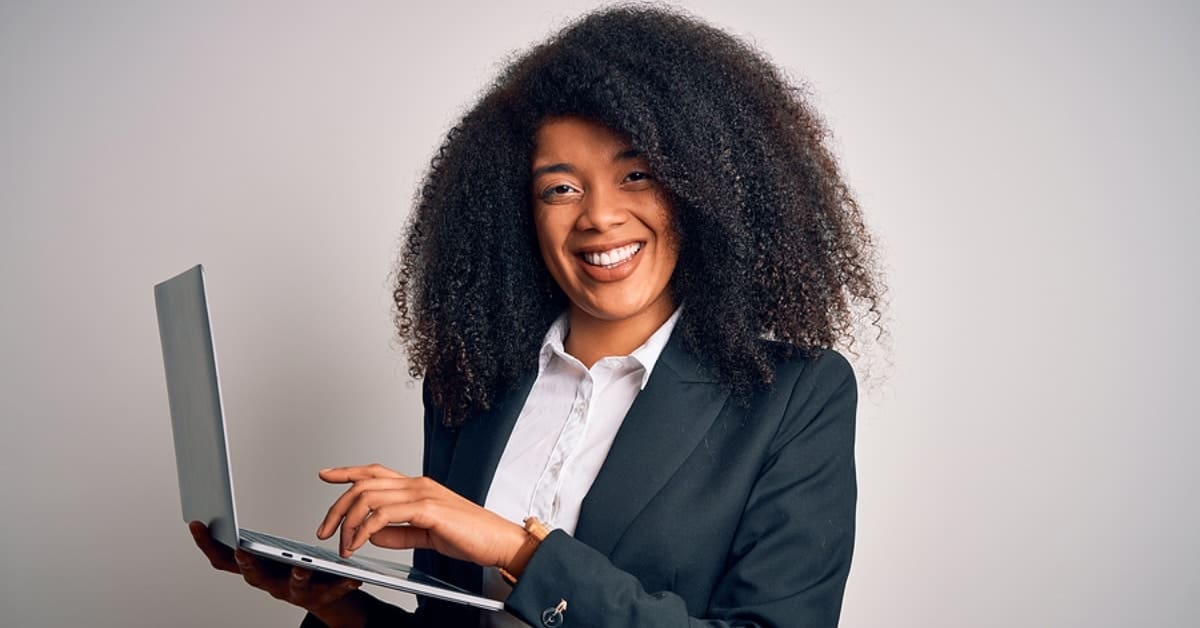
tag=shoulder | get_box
[754,344,858,452]
[767,344,856,397]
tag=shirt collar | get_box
[536,307,683,390]
[537,314,571,373]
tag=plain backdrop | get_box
[2,1,1197,626]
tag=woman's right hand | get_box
[188,521,367,625]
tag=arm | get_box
[504,351,858,627]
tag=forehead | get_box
[532,116,634,165]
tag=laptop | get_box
[154,264,504,612]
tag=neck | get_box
[563,299,676,369]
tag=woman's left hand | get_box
[316,464,528,572]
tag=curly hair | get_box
[394,5,886,426]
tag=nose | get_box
[576,184,627,232]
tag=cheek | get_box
[532,213,570,276]
[644,202,678,254]
[539,243,565,279]
[533,210,571,249]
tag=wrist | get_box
[499,517,550,584]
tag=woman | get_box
[192,6,884,627]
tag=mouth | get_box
[579,241,644,269]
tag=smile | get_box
[580,242,644,269]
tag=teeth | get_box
[583,242,643,268]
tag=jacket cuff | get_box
[504,530,581,625]
[505,529,683,627]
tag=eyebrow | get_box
[531,147,646,178]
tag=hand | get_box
[187,521,362,614]
[316,464,528,571]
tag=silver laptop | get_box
[155,264,503,612]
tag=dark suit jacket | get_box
[307,333,857,627]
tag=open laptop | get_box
[154,264,504,612]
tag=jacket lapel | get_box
[574,335,728,556]
[444,373,536,506]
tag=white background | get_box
[2,1,1197,626]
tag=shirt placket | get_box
[528,373,594,526]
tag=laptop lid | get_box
[155,264,240,549]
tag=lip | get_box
[575,240,646,283]
[573,238,644,255]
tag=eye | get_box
[540,183,580,201]
[624,171,654,183]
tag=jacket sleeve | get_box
[503,351,858,628]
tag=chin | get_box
[575,292,667,323]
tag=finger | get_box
[288,566,312,600]
[317,478,412,540]
[349,501,435,555]
[189,521,240,573]
[234,550,262,587]
[318,481,374,540]
[339,489,420,555]
[342,478,447,554]
[367,524,434,551]
[318,463,407,484]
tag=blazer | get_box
[306,332,857,628]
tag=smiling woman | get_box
[189,5,885,627]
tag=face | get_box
[530,116,679,330]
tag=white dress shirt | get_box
[480,308,681,627]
